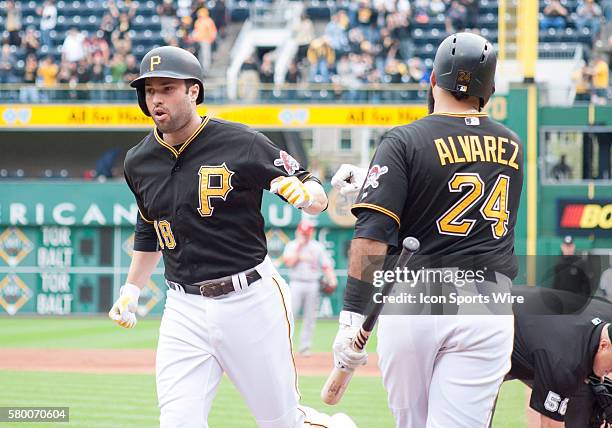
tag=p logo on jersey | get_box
[274,151,300,175]
[363,165,388,190]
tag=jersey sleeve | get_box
[529,350,573,421]
[351,136,409,229]
[124,171,154,224]
[134,214,159,252]
[245,132,317,190]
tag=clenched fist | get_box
[109,283,141,329]
[270,176,313,209]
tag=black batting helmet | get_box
[433,32,497,108]
[130,46,204,116]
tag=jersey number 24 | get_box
[436,172,510,239]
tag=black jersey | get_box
[352,113,524,279]
[510,287,611,422]
[124,116,315,283]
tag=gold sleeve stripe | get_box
[271,276,301,400]
[154,116,210,157]
[138,209,154,224]
[352,203,401,226]
[431,112,488,118]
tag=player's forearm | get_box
[540,415,563,428]
[303,181,328,215]
[126,250,162,288]
[347,238,388,281]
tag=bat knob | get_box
[402,237,420,252]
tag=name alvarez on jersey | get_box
[351,113,524,279]
[124,117,319,284]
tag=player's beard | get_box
[427,86,434,114]
[154,102,191,135]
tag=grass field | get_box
[0,317,527,427]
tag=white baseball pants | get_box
[156,258,339,428]
[377,313,514,428]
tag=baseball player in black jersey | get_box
[504,287,612,428]
[331,33,523,427]
[108,46,356,428]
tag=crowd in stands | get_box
[0,0,228,99]
[0,0,610,103]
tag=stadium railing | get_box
[0,82,430,104]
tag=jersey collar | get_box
[431,112,489,117]
[154,116,210,158]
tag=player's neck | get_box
[163,114,203,146]
[433,91,480,115]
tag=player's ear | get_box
[188,82,199,103]
[430,71,437,88]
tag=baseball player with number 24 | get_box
[108,46,356,428]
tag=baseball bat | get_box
[321,237,420,405]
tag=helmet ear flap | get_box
[137,88,151,116]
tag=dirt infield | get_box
[0,349,380,376]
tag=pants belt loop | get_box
[238,272,248,289]
[231,274,242,292]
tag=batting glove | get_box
[108,283,141,329]
[270,176,312,209]
[332,311,368,370]
[331,164,367,200]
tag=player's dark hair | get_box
[184,79,200,96]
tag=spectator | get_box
[445,0,468,33]
[177,17,198,57]
[99,14,116,46]
[123,54,140,83]
[575,0,603,37]
[384,58,408,83]
[307,36,336,83]
[192,8,217,72]
[356,0,377,40]
[22,27,41,58]
[6,1,22,47]
[325,13,350,56]
[413,0,431,24]
[461,0,479,29]
[158,0,178,42]
[590,54,609,104]
[20,54,39,103]
[572,61,591,102]
[552,235,591,297]
[177,0,192,18]
[551,154,573,179]
[540,0,568,31]
[109,53,127,83]
[259,53,274,84]
[38,0,57,48]
[85,31,111,64]
[37,55,59,87]
[237,54,260,101]
[76,58,91,84]
[0,43,18,84]
[211,0,228,39]
[599,264,612,298]
[285,61,301,84]
[295,13,315,63]
[90,55,108,83]
[62,27,86,63]
[407,57,427,83]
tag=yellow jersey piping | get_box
[154,116,210,158]
[352,203,401,226]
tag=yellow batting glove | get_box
[270,176,312,209]
[108,283,141,329]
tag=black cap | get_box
[433,32,497,108]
